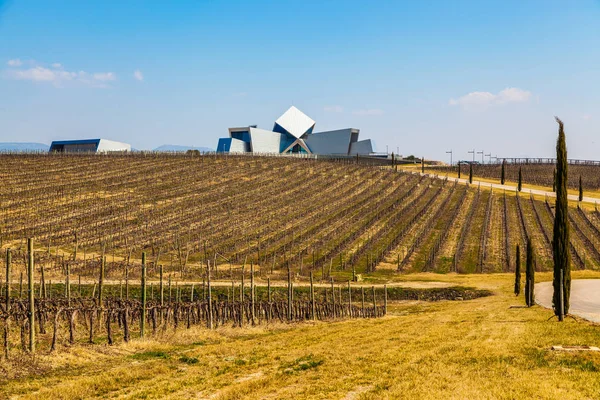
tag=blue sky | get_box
[1,0,599,160]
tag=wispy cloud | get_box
[133,69,144,81]
[449,87,532,110]
[4,60,116,88]
[353,108,384,116]
[324,105,344,113]
[232,92,247,97]
[7,59,22,67]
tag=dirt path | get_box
[415,171,600,205]
[535,279,600,323]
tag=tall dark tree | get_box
[514,244,521,296]
[552,168,556,192]
[458,163,461,179]
[517,167,523,192]
[579,175,583,202]
[501,159,506,185]
[552,117,571,321]
[421,157,425,173]
[525,238,535,307]
[469,163,473,184]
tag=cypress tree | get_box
[552,168,556,192]
[514,244,521,296]
[525,238,535,307]
[469,163,473,184]
[517,167,523,192]
[458,163,461,179]
[501,159,506,185]
[552,117,570,321]
[421,157,424,173]
[579,175,583,202]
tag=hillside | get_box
[1,153,598,280]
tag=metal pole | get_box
[559,269,564,321]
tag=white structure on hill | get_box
[216,106,373,155]
[49,139,131,153]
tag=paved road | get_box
[535,280,600,323]
[416,171,600,205]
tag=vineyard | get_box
[2,154,600,278]
[0,153,599,354]
[427,162,600,191]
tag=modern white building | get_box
[49,139,131,153]
[216,106,373,155]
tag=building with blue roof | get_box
[49,139,131,153]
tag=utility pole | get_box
[485,153,491,164]
[446,150,453,166]
[468,149,475,163]
[477,150,484,163]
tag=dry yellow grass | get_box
[2,272,600,399]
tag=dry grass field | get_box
[2,154,600,399]
[2,272,600,399]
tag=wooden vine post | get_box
[125,264,129,300]
[99,256,105,304]
[65,258,71,306]
[287,263,292,321]
[27,238,35,353]
[372,286,376,316]
[331,278,335,318]
[347,281,352,317]
[250,262,255,325]
[207,259,213,329]
[159,265,164,306]
[384,284,388,315]
[240,265,244,328]
[310,271,315,321]
[361,286,365,317]
[4,248,11,359]
[140,252,147,338]
[159,265,164,325]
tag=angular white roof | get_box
[274,106,315,139]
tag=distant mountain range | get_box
[0,142,49,152]
[153,144,213,152]
[0,142,214,153]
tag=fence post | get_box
[140,252,147,338]
[27,238,35,353]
